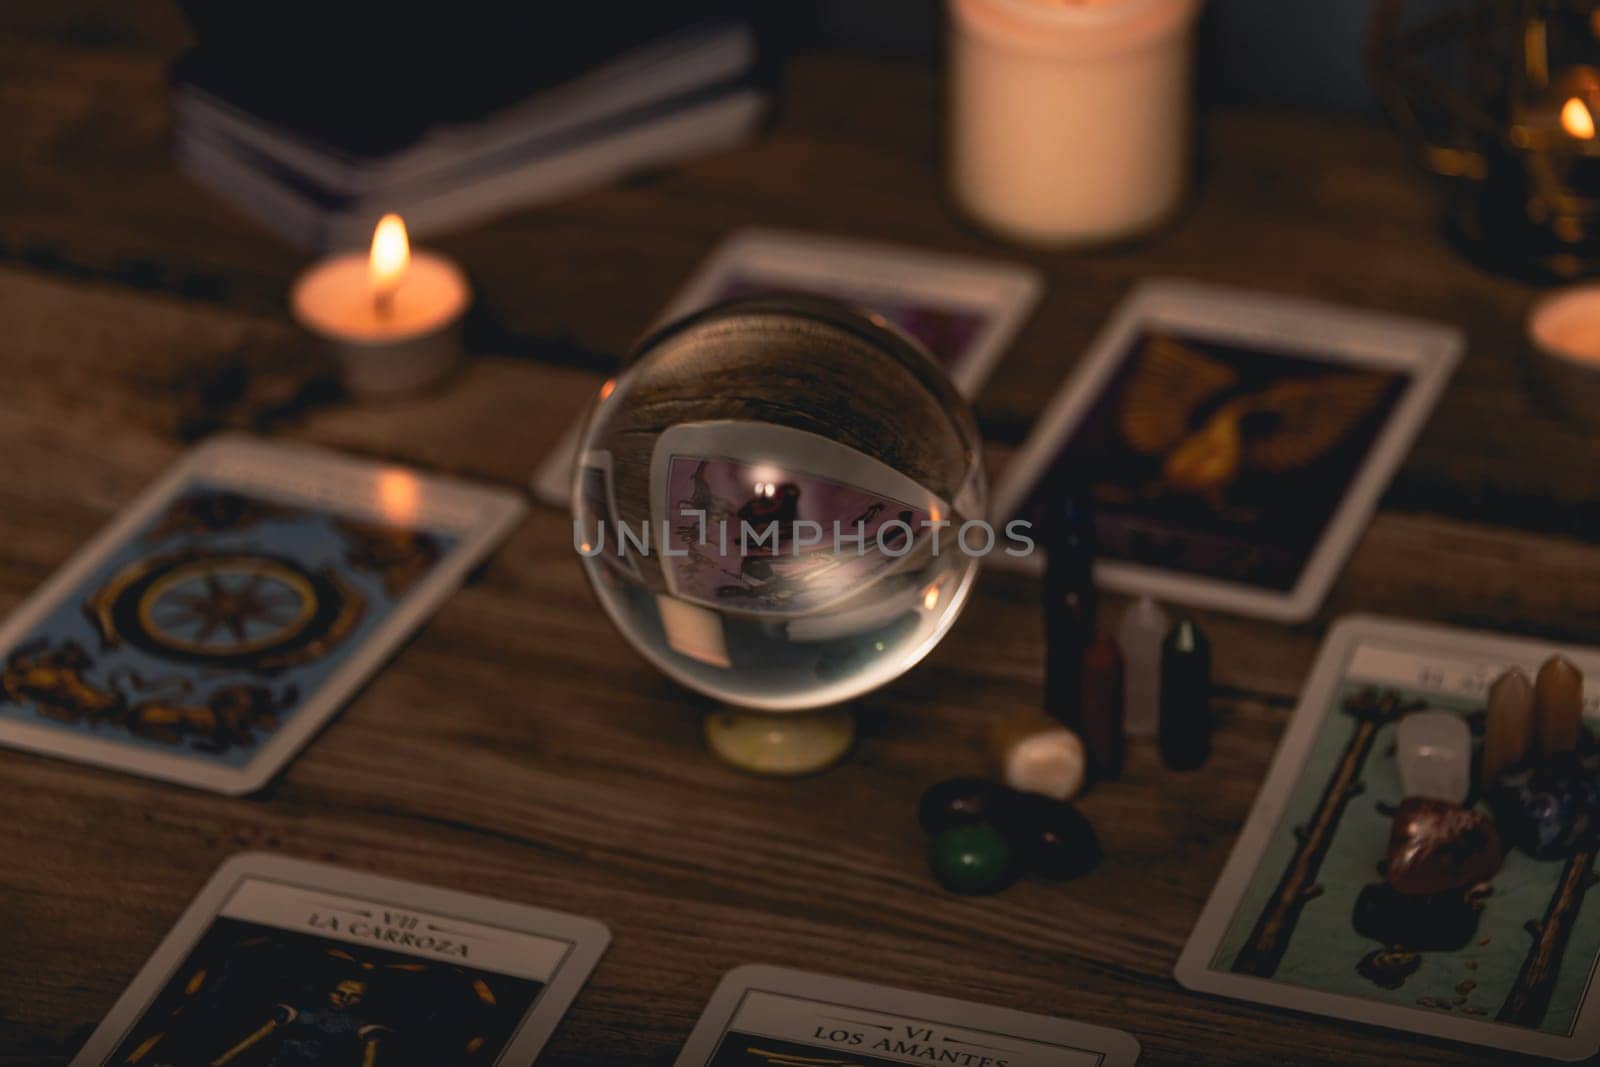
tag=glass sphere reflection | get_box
[573,298,987,711]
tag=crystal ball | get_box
[572,297,987,711]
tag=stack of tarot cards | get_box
[172,19,767,249]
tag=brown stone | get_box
[1482,667,1535,785]
[1078,630,1126,779]
[1385,797,1503,896]
[1534,655,1585,759]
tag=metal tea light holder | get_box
[1373,0,1600,280]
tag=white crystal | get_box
[1396,710,1471,804]
[1118,596,1169,738]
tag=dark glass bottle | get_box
[1042,493,1097,728]
[1159,618,1212,771]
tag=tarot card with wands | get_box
[1178,617,1600,1060]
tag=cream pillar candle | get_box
[948,0,1202,246]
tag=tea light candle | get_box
[291,214,470,398]
[1528,282,1600,428]
[947,0,1202,247]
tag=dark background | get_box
[171,0,1413,130]
[808,0,1404,112]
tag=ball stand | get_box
[703,707,856,776]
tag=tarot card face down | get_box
[0,437,523,793]
[992,280,1460,621]
[676,966,1140,1066]
[73,854,608,1067]
[1178,617,1600,1060]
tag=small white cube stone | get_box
[1002,727,1087,802]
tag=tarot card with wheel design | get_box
[0,436,523,793]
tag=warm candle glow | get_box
[1562,96,1596,141]
[369,213,410,313]
[1531,285,1600,363]
[377,469,420,523]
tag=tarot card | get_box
[676,965,1141,1066]
[575,450,641,579]
[0,436,524,794]
[72,853,609,1067]
[653,227,1043,394]
[648,421,944,618]
[990,280,1460,621]
[1177,616,1600,1060]
[532,227,1041,505]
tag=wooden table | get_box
[3,5,1598,1065]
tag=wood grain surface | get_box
[2,4,1598,1065]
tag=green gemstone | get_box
[929,823,1014,895]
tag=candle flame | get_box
[369,213,410,311]
[1562,96,1596,140]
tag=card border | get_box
[988,279,1461,622]
[577,448,643,580]
[674,964,1140,1066]
[1175,614,1600,1060]
[0,435,526,795]
[531,226,1042,506]
[69,852,609,1067]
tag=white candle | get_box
[1527,282,1600,428]
[947,0,1202,246]
[291,214,471,399]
